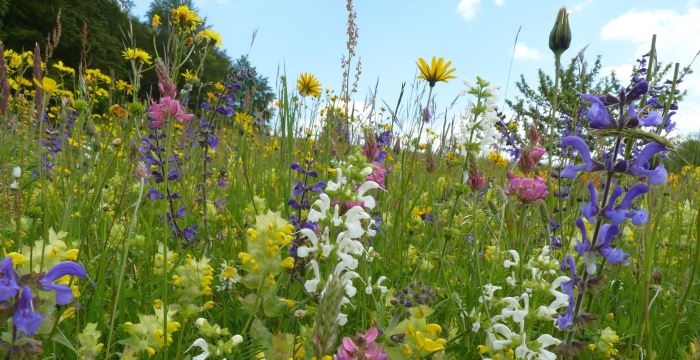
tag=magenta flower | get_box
[517,144,545,174]
[335,327,389,360]
[367,162,387,188]
[467,168,485,191]
[505,172,548,203]
[148,96,194,128]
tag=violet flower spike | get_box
[560,136,600,178]
[629,142,668,184]
[0,257,19,301]
[14,286,43,336]
[581,180,598,223]
[580,94,613,129]
[597,224,628,265]
[574,218,591,255]
[40,261,90,305]
[605,183,649,226]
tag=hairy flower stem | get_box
[565,107,625,354]
[546,53,561,216]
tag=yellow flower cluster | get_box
[388,306,447,358]
[20,228,79,272]
[238,211,295,276]
[52,60,75,75]
[122,307,181,357]
[488,151,508,167]
[588,326,620,357]
[154,245,179,275]
[172,254,214,299]
[411,206,432,219]
[171,5,202,32]
[84,68,112,84]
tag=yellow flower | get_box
[488,151,508,167]
[182,69,199,82]
[152,14,161,27]
[171,5,202,32]
[297,72,322,97]
[121,48,153,65]
[6,252,26,266]
[197,29,223,46]
[33,77,60,94]
[416,56,456,87]
[280,257,295,269]
[52,61,75,75]
[110,104,128,119]
[116,79,134,95]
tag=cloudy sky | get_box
[131,0,700,134]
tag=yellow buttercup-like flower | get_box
[33,77,60,94]
[416,56,456,87]
[121,48,153,65]
[296,72,322,98]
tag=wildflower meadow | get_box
[0,1,699,359]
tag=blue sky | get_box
[131,0,700,133]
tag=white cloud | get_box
[514,43,543,61]
[601,5,700,132]
[494,0,505,6]
[570,0,594,14]
[457,0,481,21]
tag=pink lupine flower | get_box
[335,327,388,360]
[156,60,177,98]
[363,136,379,163]
[367,162,387,188]
[517,144,546,174]
[467,168,486,191]
[505,172,548,203]
[148,96,194,128]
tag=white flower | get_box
[9,181,19,190]
[376,276,388,294]
[308,193,331,222]
[186,338,210,360]
[337,312,348,326]
[503,250,520,268]
[479,284,502,303]
[356,180,380,209]
[304,260,321,293]
[231,334,243,346]
[326,168,345,192]
[365,276,373,295]
[11,166,21,178]
[296,228,319,258]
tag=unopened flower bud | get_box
[549,7,571,55]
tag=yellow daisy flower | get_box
[121,48,153,65]
[296,73,322,97]
[416,56,456,87]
